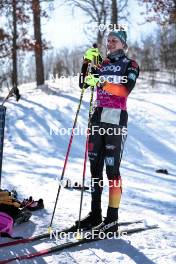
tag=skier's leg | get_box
[74,124,104,229]
[92,125,127,233]
[104,125,127,221]
[88,123,104,216]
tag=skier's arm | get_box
[102,60,140,96]
[123,60,140,94]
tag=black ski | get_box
[0,219,143,248]
[0,225,158,264]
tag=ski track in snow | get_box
[0,79,176,264]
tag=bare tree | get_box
[66,0,109,47]
[138,0,176,25]
[158,24,176,84]
[65,0,128,48]
[111,0,118,24]
[43,47,84,85]
[0,28,11,59]
[31,0,45,86]
[0,0,51,87]
[138,0,176,85]
[12,0,17,88]
[111,0,128,24]
[52,48,82,77]
[0,0,31,88]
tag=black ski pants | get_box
[88,122,127,210]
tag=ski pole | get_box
[77,47,101,232]
[49,85,87,229]
[49,44,100,229]
[77,85,94,232]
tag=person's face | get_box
[107,35,124,53]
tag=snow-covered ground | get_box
[0,76,176,263]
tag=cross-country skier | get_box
[77,28,140,234]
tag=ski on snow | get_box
[0,219,143,248]
[0,224,158,264]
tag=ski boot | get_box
[68,211,102,232]
[21,197,44,211]
[92,207,118,234]
[14,208,32,224]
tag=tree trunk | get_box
[97,30,104,47]
[111,0,118,25]
[32,0,44,86]
[12,0,18,88]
